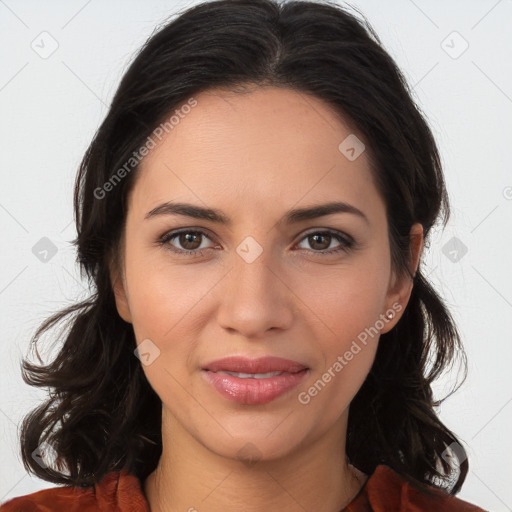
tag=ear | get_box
[109,256,133,324]
[380,222,424,334]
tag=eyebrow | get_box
[144,201,369,226]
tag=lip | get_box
[202,356,309,405]
[203,356,307,374]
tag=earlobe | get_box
[380,223,424,334]
[109,262,133,324]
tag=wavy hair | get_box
[20,0,469,495]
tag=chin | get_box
[214,439,297,466]
[194,419,309,465]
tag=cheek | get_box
[123,253,212,406]
[293,254,390,342]
[290,256,388,406]
[124,239,223,341]
[296,278,383,420]
[299,341,377,430]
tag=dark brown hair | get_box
[20,0,469,495]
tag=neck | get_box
[144,407,367,512]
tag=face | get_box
[111,86,422,463]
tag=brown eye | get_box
[308,233,332,251]
[297,230,354,255]
[178,232,203,250]
[158,229,215,256]
[158,228,354,258]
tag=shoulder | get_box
[0,470,150,512]
[354,464,487,511]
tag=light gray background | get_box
[1,0,511,510]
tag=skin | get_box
[110,85,423,512]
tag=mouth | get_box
[214,370,292,379]
[202,356,309,405]
[202,355,308,374]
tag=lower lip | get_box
[203,369,308,405]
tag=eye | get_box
[157,229,216,257]
[157,228,355,258]
[295,230,355,256]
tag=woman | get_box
[2,0,487,510]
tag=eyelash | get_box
[156,228,355,258]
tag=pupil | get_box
[181,233,200,250]
[311,234,330,250]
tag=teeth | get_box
[216,371,285,379]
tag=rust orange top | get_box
[1,465,486,511]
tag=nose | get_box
[216,245,294,339]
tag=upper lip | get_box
[203,356,308,374]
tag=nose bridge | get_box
[231,233,280,302]
[216,234,292,336]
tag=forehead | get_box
[130,86,383,223]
